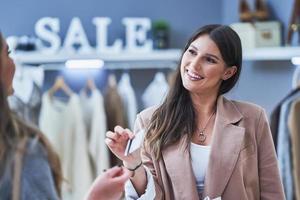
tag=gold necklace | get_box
[198,110,216,143]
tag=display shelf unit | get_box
[11,49,182,70]
[243,46,300,61]
[12,46,300,70]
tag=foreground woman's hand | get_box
[85,166,130,200]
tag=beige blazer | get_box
[135,96,285,200]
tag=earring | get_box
[239,0,253,22]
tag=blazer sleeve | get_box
[257,109,285,200]
[135,113,165,200]
[125,167,156,200]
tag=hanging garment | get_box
[277,93,300,200]
[270,88,300,149]
[167,70,176,86]
[142,72,169,108]
[39,92,92,200]
[79,89,109,176]
[288,99,300,200]
[8,83,42,127]
[117,73,138,129]
[104,74,127,166]
[8,65,44,126]
[104,74,128,130]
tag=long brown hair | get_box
[145,25,242,159]
[0,32,63,196]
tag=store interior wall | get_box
[223,0,298,116]
[0,0,222,111]
[0,0,221,48]
[1,0,298,115]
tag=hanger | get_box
[108,73,117,87]
[120,72,130,83]
[154,72,167,83]
[82,77,97,95]
[48,75,73,97]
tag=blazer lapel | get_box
[162,135,199,200]
[203,96,245,198]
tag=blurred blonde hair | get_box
[0,32,63,197]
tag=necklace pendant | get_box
[198,131,206,143]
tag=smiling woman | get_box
[180,34,237,98]
[104,24,285,200]
[0,32,62,200]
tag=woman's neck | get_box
[190,92,218,118]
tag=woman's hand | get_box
[85,166,130,200]
[105,125,141,168]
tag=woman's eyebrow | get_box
[205,53,220,60]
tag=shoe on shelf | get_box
[239,0,253,22]
[254,0,269,21]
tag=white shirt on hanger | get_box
[39,92,93,200]
[79,89,110,175]
[142,72,169,108]
[12,64,44,103]
[117,73,138,129]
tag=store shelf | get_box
[11,49,182,70]
[13,47,299,69]
[243,46,300,61]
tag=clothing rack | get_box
[33,61,177,71]
[12,49,181,70]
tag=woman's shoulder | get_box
[231,99,263,111]
[228,98,265,118]
[139,105,159,118]
[22,137,59,200]
[135,105,159,127]
[25,137,47,157]
[140,105,159,114]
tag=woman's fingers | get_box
[105,127,136,159]
[105,166,123,178]
[124,128,135,139]
[114,125,124,134]
[105,137,116,148]
[112,168,131,183]
[106,131,121,141]
[117,126,130,140]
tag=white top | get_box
[39,93,93,200]
[125,142,211,199]
[79,89,110,175]
[12,65,44,103]
[190,143,211,198]
[117,73,138,129]
[142,72,169,108]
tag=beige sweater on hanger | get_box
[39,92,93,200]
